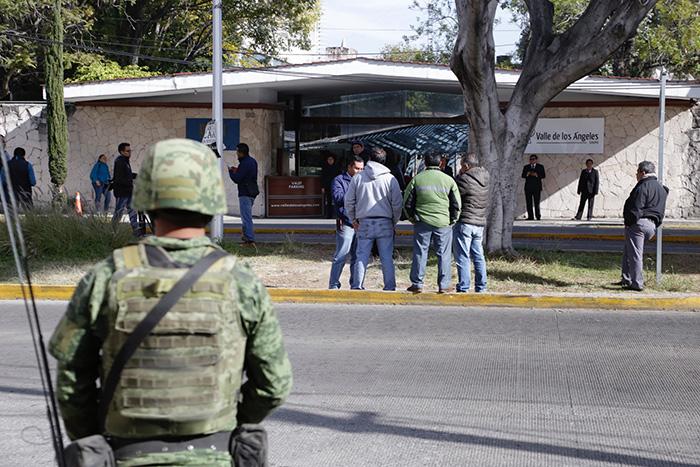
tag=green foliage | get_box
[506,0,700,78]
[1,0,321,100]
[45,0,68,191]
[381,43,450,64]
[65,56,157,83]
[0,210,132,261]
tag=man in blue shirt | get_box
[328,155,364,289]
[8,147,36,209]
[228,143,259,245]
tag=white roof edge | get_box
[62,58,700,102]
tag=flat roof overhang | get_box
[61,58,700,105]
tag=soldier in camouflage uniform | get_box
[49,138,293,466]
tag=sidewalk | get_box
[218,216,700,243]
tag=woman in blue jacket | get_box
[89,154,111,213]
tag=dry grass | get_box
[5,239,697,294]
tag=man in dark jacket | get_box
[522,154,545,220]
[328,155,364,289]
[320,151,341,218]
[619,161,668,291]
[228,142,258,245]
[111,142,140,235]
[574,158,599,221]
[8,147,37,209]
[453,152,490,292]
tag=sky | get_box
[316,0,522,57]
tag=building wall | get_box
[1,103,284,216]
[515,104,697,219]
[2,101,699,219]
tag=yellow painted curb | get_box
[1,284,698,311]
[217,227,700,244]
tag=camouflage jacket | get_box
[49,235,293,445]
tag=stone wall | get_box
[2,101,699,219]
[515,104,697,219]
[1,103,284,216]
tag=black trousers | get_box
[575,193,595,220]
[525,190,541,220]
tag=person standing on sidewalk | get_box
[453,152,489,293]
[229,143,259,246]
[320,151,341,219]
[111,142,140,235]
[345,147,403,291]
[89,154,112,213]
[522,154,545,220]
[403,152,461,293]
[619,161,668,292]
[328,155,364,289]
[574,158,599,221]
[8,147,36,209]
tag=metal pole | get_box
[656,68,667,285]
[210,0,224,241]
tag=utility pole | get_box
[656,67,667,285]
[210,0,224,241]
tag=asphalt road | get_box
[1,301,699,466]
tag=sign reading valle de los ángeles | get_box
[525,118,604,154]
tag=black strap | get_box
[98,248,229,432]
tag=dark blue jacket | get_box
[89,161,111,184]
[331,172,353,226]
[229,155,259,197]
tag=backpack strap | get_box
[98,248,230,432]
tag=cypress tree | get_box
[45,0,68,200]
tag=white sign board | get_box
[525,118,604,154]
[201,120,216,145]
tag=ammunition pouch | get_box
[64,435,116,467]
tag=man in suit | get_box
[522,154,545,220]
[574,158,599,221]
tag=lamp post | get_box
[210,0,224,241]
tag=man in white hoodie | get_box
[345,146,403,291]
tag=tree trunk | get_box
[451,0,658,254]
[45,0,68,202]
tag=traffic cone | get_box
[75,191,83,216]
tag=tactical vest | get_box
[103,243,246,438]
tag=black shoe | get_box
[407,285,422,294]
[438,287,454,294]
[623,284,644,292]
[611,280,631,286]
[526,217,534,221]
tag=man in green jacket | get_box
[50,138,292,466]
[403,152,461,293]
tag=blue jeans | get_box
[453,222,487,292]
[328,224,357,289]
[352,218,396,291]
[112,194,138,233]
[239,196,255,242]
[409,221,453,290]
[93,183,111,213]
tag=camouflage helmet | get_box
[133,138,227,215]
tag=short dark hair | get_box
[13,147,26,158]
[347,154,364,167]
[585,158,594,164]
[638,160,655,174]
[369,147,386,165]
[118,142,130,154]
[236,143,249,155]
[148,208,213,229]
[424,152,442,167]
[461,152,479,167]
[529,154,538,160]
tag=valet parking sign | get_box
[525,118,604,154]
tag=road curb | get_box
[2,284,698,311]
[218,227,700,244]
